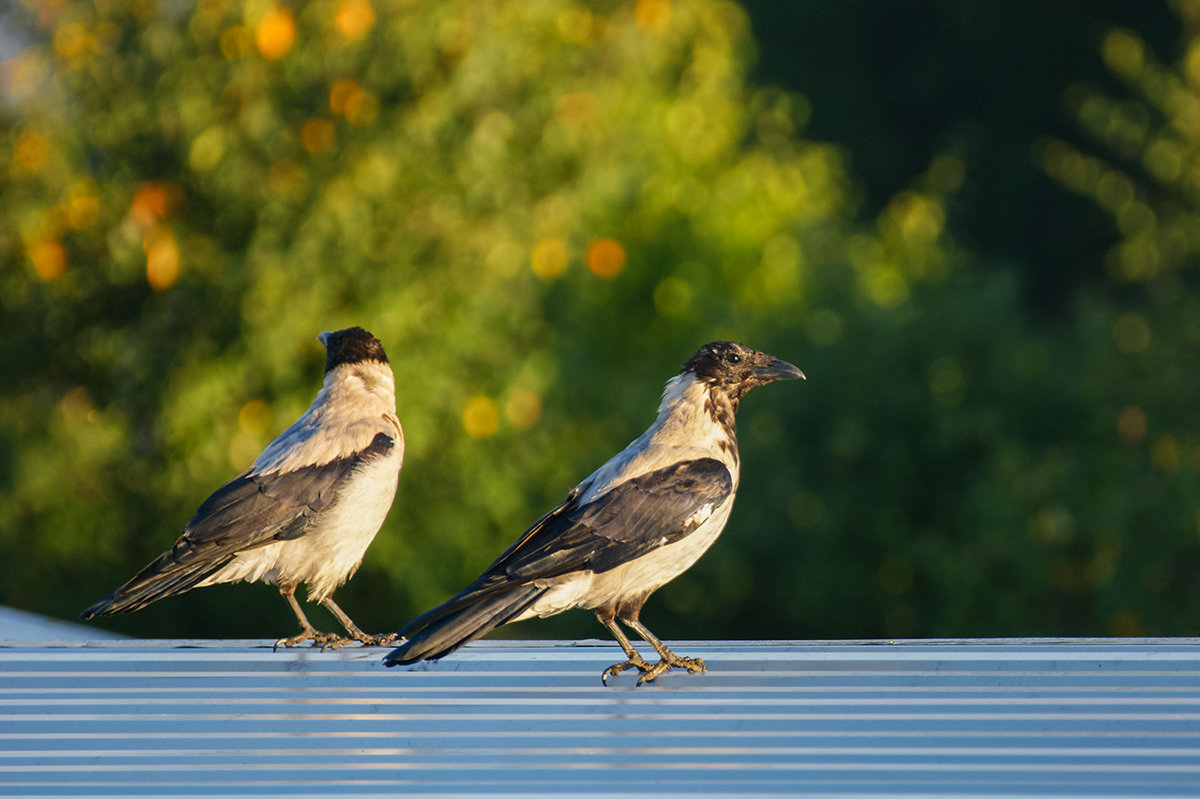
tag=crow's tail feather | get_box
[383,585,546,665]
[80,553,232,619]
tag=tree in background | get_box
[0,0,1196,640]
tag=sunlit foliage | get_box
[1,0,1197,641]
[1041,8,1200,283]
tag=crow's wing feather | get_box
[83,432,396,618]
[177,431,396,556]
[500,457,733,580]
[396,458,732,639]
[109,431,393,587]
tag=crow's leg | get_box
[596,607,653,685]
[273,584,344,650]
[320,596,399,647]
[623,615,706,685]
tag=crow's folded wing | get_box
[81,432,397,618]
[174,431,397,559]
[396,457,732,639]
[492,457,733,583]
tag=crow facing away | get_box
[82,327,404,649]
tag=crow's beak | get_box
[756,357,805,383]
[317,331,332,347]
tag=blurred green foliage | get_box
[0,0,1197,641]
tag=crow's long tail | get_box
[383,585,546,665]
[81,552,231,619]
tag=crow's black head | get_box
[683,341,804,399]
[319,327,389,372]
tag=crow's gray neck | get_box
[653,373,740,466]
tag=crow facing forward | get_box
[385,341,803,683]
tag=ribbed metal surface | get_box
[2,638,1199,797]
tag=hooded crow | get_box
[82,327,404,649]
[384,341,803,683]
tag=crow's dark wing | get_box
[500,457,733,579]
[81,432,395,617]
[180,431,396,554]
[394,458,732,641]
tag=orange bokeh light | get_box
[29,240,67,282]
[586,237,626,278]
[255,7,296,61]
[330,79,362,115]
[300,118,336,154]
[635,0,672,33]
[144,227,180,291]
[334,0,376,40]
[130,181,183,227]
[330,79,377,125]
[13,130,49,172]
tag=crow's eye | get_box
[726,353,741,364]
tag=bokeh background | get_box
[2,0,1198,641]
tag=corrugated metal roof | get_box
[2,638,1199,797]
